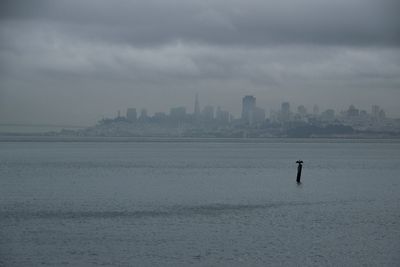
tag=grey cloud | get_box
[1,0,400,125]
[1,0,399,47]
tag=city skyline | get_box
[108,94,395,122]
[62,93,398,139]
[1,93,398,128]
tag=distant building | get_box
[313,105,320,116]
[139,108,148,121]
[371,105,386,121]
[126,108,137,122]
[202,105,214,121]
[378,109,386,120]
[297,105,307,116]
[281,102,290,112]
[153,112,167,122]
[254,107,266,124]
[170,107,187,121]
[280,102,291,122]
[372,105,380,118]
[320,109,335,121]
[242,95,256,125]
[216,106,230,123]
[347,105,359,117]
[194,93,200,118]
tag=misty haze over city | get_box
[1,0,400,127]
[2,2,400,266]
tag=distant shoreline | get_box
[0,136,399,143]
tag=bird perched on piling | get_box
[296,160,303,183]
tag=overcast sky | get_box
[1,0,399,125]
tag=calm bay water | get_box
[1,140,399,266]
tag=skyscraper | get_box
[313,105,320,116]
[170,107,187,121]
[216,106,230,123]
[242,95,256,125]
[139,108,148,122]
[254,107,266,124]
[281,102,291,122]
[202,105,214,121]
[126,108,137,122]
[194,93,200,118]
[371,105,380,118]
[347,105,359,117]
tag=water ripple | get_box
[0,200,356,220]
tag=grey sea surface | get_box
[0,140,399,266]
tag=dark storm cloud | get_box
[1,0,399,47]
[0,0,400,125]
